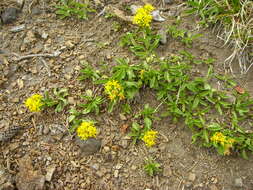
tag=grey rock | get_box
[1,7,20,24]
[130,5,141,15]
[0,126,21,143]
[158,28,167,45]
[31,7,42,15]
[148,147,158,153]
[119,139,129,149]
[152,10,165,22]
[10,24,25,32]
[234,178,243,187]
[75,138,101,155]
[43,126,50,135]
[45,165,56,182]
[91,163,100,170]
[164,0,173,4]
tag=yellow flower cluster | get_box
[76,121,98,140]
[104,80,124,100]
[133,4,155,28]
[139,69,145,79]
[25,94,44,112]
[142,130,158,147]
[211,132,235,155]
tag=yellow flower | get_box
[142,130,158,147]
[139,69,145,79]
[76,121,97,140]
[25,94,43,112]
[211,132,226,145]
[104,80,125,100]
[144,4,155,12]
[133,4,155,28]
[211,132,235,155]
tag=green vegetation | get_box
[43,88,69,113]
[144,158,161,176]
[167,25,202,47]
[79,90,104,115]
[55,0,95,20]
[186,0,253,73]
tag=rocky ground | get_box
[1,0,253,190]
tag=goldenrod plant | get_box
[104,79,125,112]
[75,2,253,158]
[25,94,44,112]
[142,130,158,147]
[120,4,160,59]
[25,88,69,113]
[76,121,97,140]
[133,4,154,28]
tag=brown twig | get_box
[13,51,61,61]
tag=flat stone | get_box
[10,24,25,32]
[163,165,172,177]
[119,113,127,121]
[45,165,56,181]
[1,7,20,24]
[114,170,119,178]
[188,173,196,182]
[234,178,243,187]
[31,7,42,15]
[75,138,101,155]
[43,126,50,135]
[164,0,173,4]
[158,28,167,45]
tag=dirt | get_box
[1,0,253,190]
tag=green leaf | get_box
[192,96,200,109]
[144,117,152,130]
[68,115,76,123]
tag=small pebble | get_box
[164,0,173,4]
[234,178,243,187]
[188,173,196,182]
[114,170,119,178]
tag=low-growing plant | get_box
[167,25,202,47]
[135,104,158,130]
[43,88,69,113]
[55,0,95,20]
[24,88,69,113]
[79,89,104,115]
[120,30,160,59]
[78,61,101,82]
[186,0,253,73]
[129,122,143,144]
[120,4,160,59]
[143,158,161,176]
[68,108,82,133]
